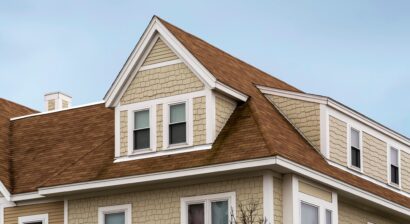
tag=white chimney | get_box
[44,92,72,111]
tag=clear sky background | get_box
[1,1,409,137]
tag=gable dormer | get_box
[104,17,245,161]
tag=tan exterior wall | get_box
[121,63,204,105]
[156,104,163,150]
[4,201,64,224]
[363,132,387,183]
[266,95,321,150]
[298,181,332,203]
[68,176,264,224]
[329,116,347,166]
[215,94,236,137]
[142,38,178,66]
[48,100,55,111]
[193,96,206,145]
[273,177,283,224]
[120,111,128,156]
[339,200,399,224]
[401,151,410,192]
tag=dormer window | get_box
[134,110,150,150]
[350,128,361,169]
[169,103,187,145]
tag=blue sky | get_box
[1,1,409,137]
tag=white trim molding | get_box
[98,204,132,224]
[180,192,236,224]
[263,171,274,223]
[18,214,48,224]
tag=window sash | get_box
[301,202,319,224]
[134,110,149,130]
[391,165,399,184]
[169,103,187,145]
[351,147,361,168]
[350,128,360,149]
[170,103,186,124]
[390,147,399,166]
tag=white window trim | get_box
[180,192,236,224]
[297,181,338,224]
[163,98,193,149]
[98,204,132,224]
[18,214,48,224]
[347,125,363,173]
[387,145,402,189]
[127,105,156,155]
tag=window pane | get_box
[135,110,149,129]
[188,203,204,224]
[212,201,228,224]
[170,122,186,144]
[391,165,399,184]
[351,129,360,149]
[105,212,125,224]
[134,129,150,149]
[391,148,399,166]
[170,103,186,123]
[301,202,318,224]
[326,210,332,224]
[24,222,42,224]
[351,147,361,168]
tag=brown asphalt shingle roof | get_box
[0,98,37,191]
[2,17,409,210]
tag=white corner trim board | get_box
[263,171,274,223]
[34,155,410,217]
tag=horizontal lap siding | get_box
[4,201,64,224]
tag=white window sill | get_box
[115,144,212,163]
[347,165,362,173]
[388,182,401,190]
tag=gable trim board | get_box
[104,17,247,107]
[32,156,410,217]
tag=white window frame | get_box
[298,186,338,224]
[347,126,363,172]
[180,192,236,224]
[387,145,401,188]
[127,105,156,155]
[18,214,48,224]
[164,98,193,149]
[98,204,132,224]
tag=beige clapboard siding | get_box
[193,96,206,145]
[363,132,387,183]
[215,94,237,138]
[120,63,204,105]
[339,200,401,224]
[156,104,163,150]
[401,151,410,192]
[329,116,347,166]
[68,176,264,224]
[4,201,64,224]
[265,94,321,150]
[142,38,178,66]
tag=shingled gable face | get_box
[104,18,244,161]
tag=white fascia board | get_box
[35,155,410,216]
[11,192,45,202]
[215,81,248,102]
[257,85,410,147]
[275,156,410,217]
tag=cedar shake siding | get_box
[329,115,348,166]
[265,94,321,150]
[363,132,388,183]
[142,38,179,66]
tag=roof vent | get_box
[44,92,72,112]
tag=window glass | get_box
[211,201,228,224]
[351,128,360,149]
[134,110,150,150]
[188,203,204,224]
[169,103,187,144]
[391,148,399,166]
[351,147,361,168]
[301,202,319,224]
[326,210,332,224]
[170,103,186,124]
[134,110,149,129]
[105,212,125,224]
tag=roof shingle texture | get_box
[4,18,410,210]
